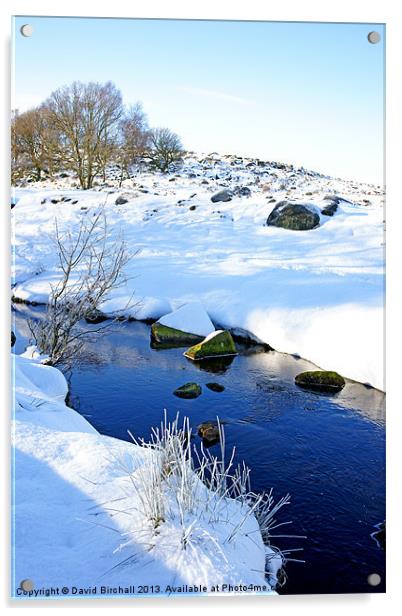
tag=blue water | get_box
[13,309,385,595]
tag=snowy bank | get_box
[11,154,384,389]
[12,353,278,598]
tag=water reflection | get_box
[188,355,236,374]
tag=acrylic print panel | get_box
[11,16,385,599]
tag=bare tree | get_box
[11,105,58,181]
[118,103,150,184]
[29,211,134,366]
[46,81,123,189]
[147,127,183,172]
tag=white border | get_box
[1,1,401,613]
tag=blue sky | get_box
[13,17,385,184]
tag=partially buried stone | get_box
[266,201,320,230]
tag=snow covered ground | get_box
[11,153,385,389]
[12,352,279,598]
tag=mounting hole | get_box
[20,24,34,37]
[20,579,34,592]
[367,31,380,44]
[367,573,381,587]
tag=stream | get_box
[12,305,385,595]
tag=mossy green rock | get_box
[173,382,202,399]
[184,330,237,361]
[295,370,345,392]
[267,201,320,230]
[151,322,204,347]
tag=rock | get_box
[266,201,320,231]
[151,323,204,347]
[85,310,108,325]
[323,194,342,202]
[295,370,345,392]
[184,330,237,361]
[189,205,197,211]
[173,382,202,399]
[322,194,344,216]
[321,202,338,216]
[211,189,234,203]
[197,421,221,444]
[158,302,215,338]
[11,331,16,347]
[206,382,225,392]
[152,301,215,348]
[115,194,130,205]
[236,186,251,197]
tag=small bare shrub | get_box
[29,209,135,365]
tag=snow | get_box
[100,290,172,321]
[202,329,224,343]
[12,353,276,598]
[11,153,384,389]
[158,301,215,337]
